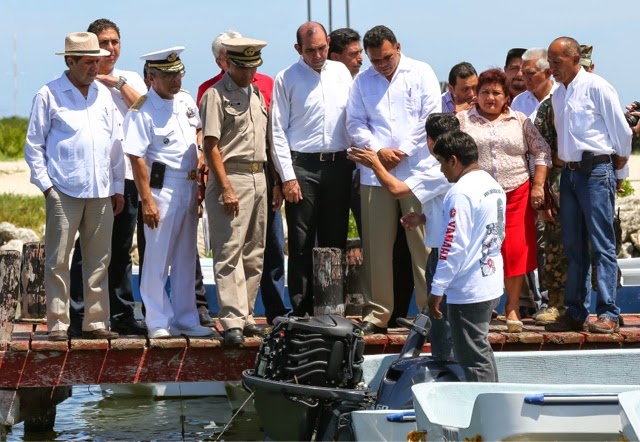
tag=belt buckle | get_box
[319,152,334,162]
[187,170,197,180]
[250,162,260,173]
[567,162,579,171]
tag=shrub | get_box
[0,117,28,160]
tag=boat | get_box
[242,311,640,441]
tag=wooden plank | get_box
[99,348,146,384]
[137,347,185,383]
[17,351,67,387]
[178,347,255,382]
[20,242,46,320]
[8,324,32,352]
[59,350,107,385]
[0,351,27,388]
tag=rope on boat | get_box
[215,391,255,441]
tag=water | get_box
[6,386,263,441]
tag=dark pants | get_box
[286,153,353,316]
[425,248,453,360]
[260,195,288,324]
[70,179,138,330]
[136,202,207,313]
[448,297,500,382]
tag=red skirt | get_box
[501,180,538,278]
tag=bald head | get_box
[295,21,329,72]
[548,36,582,87]
[550,37,580,57]
[296,22,328,46]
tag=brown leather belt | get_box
[565,154,611,171]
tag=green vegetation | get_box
[348,211,359,239]
[0,117,28,160]
[0,194,45,235]
[618,178,635,198]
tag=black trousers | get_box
[70,179,138,330]
[286,153,353,316]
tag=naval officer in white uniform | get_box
[123,47,212,338]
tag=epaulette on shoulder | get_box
[180,88,190,94]
[129,95,147,111]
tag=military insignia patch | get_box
[167,52,178,62]
[244,47,256,56]
[186,107,195,118]
[163,138,170,145]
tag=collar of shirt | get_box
[297,57,325,75]
[468,106,517,125]
[60,71,99,96]
[148,87,174,111]
[369,52,410,82]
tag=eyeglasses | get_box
[159,70,186,79]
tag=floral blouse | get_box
[457,107,551,192]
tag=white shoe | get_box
[170,324,214,337]
[148,327,171,339]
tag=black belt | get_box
[565,154,611,171]
[291,151,348,162]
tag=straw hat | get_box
[55,32,110,57]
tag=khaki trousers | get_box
[207,171,267,330]
[360,185,427,326]
[45,188,113,332]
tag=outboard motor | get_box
[375,313,465,410]
[243,315,374,441]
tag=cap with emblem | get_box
[140,46,185,72]
[223,38,267,68]
[579,44,593,68]
[55,32,110,57]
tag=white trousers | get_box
[140,178,199,330]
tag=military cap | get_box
[140,46,185,72]
[579,44,593,68]
[223,38,267,68]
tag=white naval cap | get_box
[140,46,185,72]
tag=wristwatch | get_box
[115,76,127,91]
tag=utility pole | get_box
[12,34,19,117]
[306,0,350,30]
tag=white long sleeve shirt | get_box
[346,54,442,186]
[270,58,352,182]
[552,68,632,178]
[24,72,124,197]
[108,68,148,180]
[404,155,451,247]
[511,82,558,121]
[431,170,506,304]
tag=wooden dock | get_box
[2,316,640,390]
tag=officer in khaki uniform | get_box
[124,47,213,339]
[199,38,270,345]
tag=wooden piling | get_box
[20,242,46,321]
[313,247,345,316]
[0,250,21,342]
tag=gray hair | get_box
[522,48,550,71]
[211,30,243,58]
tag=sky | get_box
[2,0,639,118]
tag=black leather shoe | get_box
[199,312,216,327]
[82,329,119,340]
[544,315,587,332]
[360,321,388,336]
[224,328,245,346]
[243,323,266,337]
[67,326,83,338]
[111,319,147,336]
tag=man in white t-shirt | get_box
[429,130,506,382]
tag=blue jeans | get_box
[559,162,619,323]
